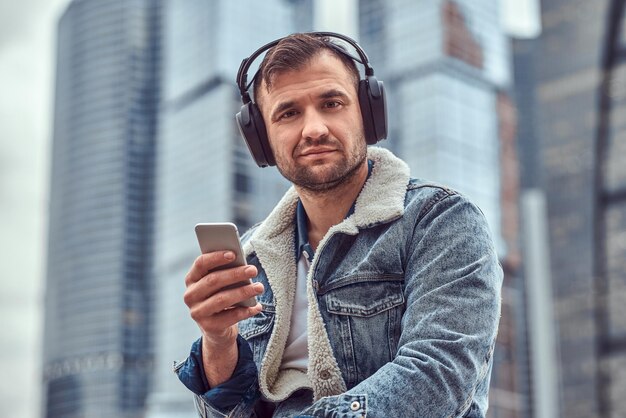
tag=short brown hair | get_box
[252,33,360,104]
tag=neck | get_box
[295,160,368,250]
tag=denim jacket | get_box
[176,147,503,417]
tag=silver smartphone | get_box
[194,222,257,307]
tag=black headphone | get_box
[235,32,388,167]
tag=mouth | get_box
[298,148,337,158]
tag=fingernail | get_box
[253,282,264,293]
[245,265,256,275]
[224,251,235,260]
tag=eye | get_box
[280,110,298,120]
[324,101,342,109]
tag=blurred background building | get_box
[529,0,626,416]
[145,1,310,416]
[359,0,508,247]
[530,1,601,415]
[596,0,626,415]
[42,0,161,417]
[512,34,558,418]
[40,0,626,417]
[356,2,530,415]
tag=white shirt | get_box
[280,250,311,371]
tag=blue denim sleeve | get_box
[176,334,259,415]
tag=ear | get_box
[236,102,276,167]
[358,76,388,145]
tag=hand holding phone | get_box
[184,222,263,388]
[194,222,257,307]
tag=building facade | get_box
[595,1,626,416]
[146,1,312,416]
[511,35,553,418]
[358,1,529,415]
[530,0,626,417]
[533,3,604,414]
[42,0,161,417]
[359,0,509,251]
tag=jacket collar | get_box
[245,146,410,250]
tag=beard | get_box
[275,135,367,192]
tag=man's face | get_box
[257,51,367,192]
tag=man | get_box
[176,32,502,417]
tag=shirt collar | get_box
[295,159,373,262]
[296,200,314,262]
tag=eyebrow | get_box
[318,88,349,101]
[270,88,350,121]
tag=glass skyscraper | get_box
[358,1,529,416]
[146,1,312,416]
[596,0,626,415]
[532,0,626,416]
[43,0,161,417]
[359,0,509,252]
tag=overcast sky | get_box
[0,1,539,417]
[0,1,70,416]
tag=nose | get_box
[301,109,329,141]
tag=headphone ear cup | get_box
[236,102,275,167]
[358,76,388,145]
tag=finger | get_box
[196,303,263,336]
[184,251,236,287]
[184,265,258,307]
[189,281,264,317]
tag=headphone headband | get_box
[236,32,374,104]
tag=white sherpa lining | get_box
[242,147,410,402]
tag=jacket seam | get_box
[316,273,404,295]
[448,342,496,418]
[406,181,454,193]
[415,188,455,223]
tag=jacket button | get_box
[350,401,360,411]
[319,369,331,380]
